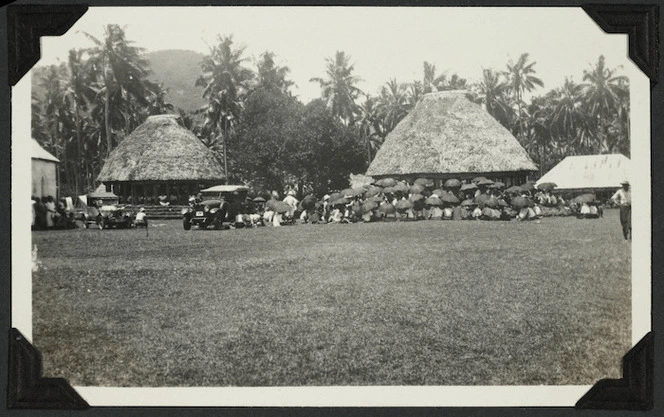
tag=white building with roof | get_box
[32,139,59,198]
[536,154,630,195]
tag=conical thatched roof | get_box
[98,114,225,182]
[366,90,537,177]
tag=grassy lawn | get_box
[32,209,631,387]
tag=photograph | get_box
[11,5,652,407]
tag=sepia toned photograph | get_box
[11,5,652,407]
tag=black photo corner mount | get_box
[8,328,89,409]
[583,4,659,86]
[7,3,88,86]
[575,332,654,410]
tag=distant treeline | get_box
[32,24,629,197]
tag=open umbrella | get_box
[369,195,385,203]
[350,187,366,197]
[395,199,414,210]
[332,197,350,206]
[378,203,396,214]
[474,193,491,207]
[394,182,410,193]
[477,178,494,186]
[273,201,292,214]
[520,181,536,192]
[491,182,506,189]
[341,188,355,197]
[328,192,342,203]
[537,182,557,191]
[383,186,396,194]
[409,193,425,202]
[573,193,597,204]
[362,201,378,213]
[301,194,317,210]
[460,183,478,191]
[425,195,443,206]
[364,186,382,198]
[444,178,462,188]
[505,185,522,194]
[414,178,434,187]
[441,192,460,204]
[484,196,500,208]
[265,199,280,210]
[432,188,446,197]
[376,178,397,187]
[252,196,266,203]
[511,196,531,209]
[472,176,488,184]
[498,199,509,208]
[410,184,425,194]
[461,199,476,207]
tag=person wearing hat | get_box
[322,194,331,222]
[611,180,632,240]
[134,207,148,228]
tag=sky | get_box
[37,7,633,103]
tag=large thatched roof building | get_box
[98,114,225,204]
[366,90,537,186]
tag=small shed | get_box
[32,139,59,198]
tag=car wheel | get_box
[183,218,191,230]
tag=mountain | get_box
[31,49,207,113]
[145,49,207,113]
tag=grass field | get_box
[32,210,631,387]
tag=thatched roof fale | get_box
[366,90,537,177]
[98,114,225,183]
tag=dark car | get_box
[78,191,134,229]
[182,185,249,230]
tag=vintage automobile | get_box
[182,185,249,230]
[78,191,134,229]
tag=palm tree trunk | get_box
[74,104,82,195]
[104,87,112,158]
[223,121,229,181]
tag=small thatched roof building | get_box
[536,154,630,195]
[98,114,225,204]
[366,90,537,186]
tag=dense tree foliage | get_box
[32,26,630,198]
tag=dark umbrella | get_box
[432,188,446,197]
[414,178,434,187]
[252,196,266,203]
[410,184,425,194]
[362,201,378,213]
[444,178,462,188]
[328,192,343,203]
[474,193,491,208]
[301,195,317,210]
[573,193,597,204]
[461,199,476,207]
[425,195,443,206]
[273,201,291,214]
[441,192,460,204]
[460,183,478,191]
[537,182,557,191]
[378,203,396,214]
[520,181,536,192]
[506,185,522,194]
[394,182,410,193]
[511,196,531,209]
[484,196,500,208]
[395,199,414,210]
[332,197,350,206]
[409,193,425,202]
[472,176,488,184]
[376,178,397,187]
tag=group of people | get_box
[31,195,76,230]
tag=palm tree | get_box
[581,55,629,153]
[474,68,512,129]
[310,51,362,126]
[84,24,153,157]
[422,61,446,93]
[255,51,293,94]
[196,35,255,179]
[377,78,408,135]
[505,53,544,140]
[356,96,384,166]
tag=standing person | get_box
[44,196,57,228]
[283,190,298,220]
[611,180,632,240]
